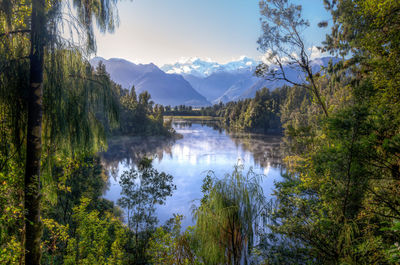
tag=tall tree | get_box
[118,157,176,264]
[260,0,400,263]
[24,0,46,262]
[21,0,119,263]
[256,0,329,117]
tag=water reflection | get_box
[228,132,282,168]
[172,119,224,133]
[100,135,177,177]
[101,119,283,228]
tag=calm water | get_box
[101,120,282,228]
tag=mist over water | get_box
[102,120,283,228]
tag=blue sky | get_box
[94,0,332,66]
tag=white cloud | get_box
[309,46,327,60]
[261,50,277,64]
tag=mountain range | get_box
[161,56,259,78]
[90,57,210,107]
[90,56,337,106]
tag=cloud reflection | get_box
[102,120,283,228]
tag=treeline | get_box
[165,87,288,134]
[220,87,287,133]
[163,104,223,117]
[109,80,172,137]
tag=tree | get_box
[260,1,400,263]
[138,91,154,115]
[24,0,47,262]
[256,0,329,117]
[193,165,266,265]
[63,198,128,265]
[117,157,176,264]
[147,215,200,265]
[0,0,119,262]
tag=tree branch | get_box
[0,29,30,38]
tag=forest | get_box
[1,0,400,264]
[165,86,288,134]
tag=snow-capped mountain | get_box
[212,57,340,103]
[90,56,339,106]
[184,71,257,102]
[90,57,210,107]
[161,56,260,78]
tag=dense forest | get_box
[165,86,288,134]
[1,0,400,264]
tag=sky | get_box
[93,0,332,66]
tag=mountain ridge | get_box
[91,56,339,106]
[90,57,210,107]
[161,56,259,78]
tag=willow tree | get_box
[0,0,120,263]
[193,165,266,265]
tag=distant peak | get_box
[161,56,260,77]
[176,57,214,64]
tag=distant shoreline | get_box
[164,115,222,121]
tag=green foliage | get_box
[43,155,111,224]
[0,158,24,264]
[41,218,69,265]
[64,197,128,265]
[36,154,122,264]
[147,215,201,265]
[259,0,400,264]
[222,87,287,133]
[0,236,23,265]
[117,157,176,264]
[257,0,329,116]
[166,87,287,134]
[193,165,266,265]
[113,85,172,137]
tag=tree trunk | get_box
[25,0,46,262]
[306,66,329,117]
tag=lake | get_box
[101,119,283,228]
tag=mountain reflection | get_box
[100,135,177,176]
[101,119,283,227]
[101,120,282,170]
